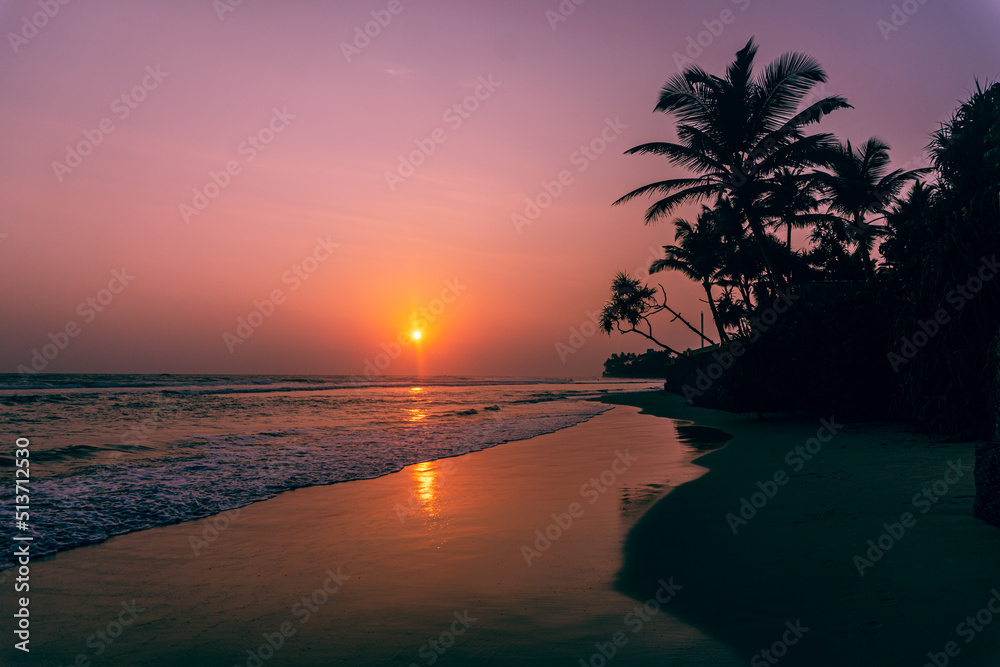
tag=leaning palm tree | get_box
[614,37,851,286]
[650,206,732,342]
[815,137,930,278]
[599,272,715,352]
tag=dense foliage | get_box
[602,39,1000,433]
[602,350,673,378]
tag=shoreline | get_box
[10,389,997,664]
[601,391,1000,666]
[0,393,628,572]
[2,404,743,666]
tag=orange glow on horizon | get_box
[1,1,974,376]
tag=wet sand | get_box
[606,392,1000,666]
[2,405,741,666]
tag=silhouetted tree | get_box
[614,37,850,286]
[599,272,715,353]
[650,207,731,342]
[815,138,929,278]
[759,168,829,250]
[880,82,1000,433]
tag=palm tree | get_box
[703,197,765,313]
[714,287,752,337]
[650,206,731,342]
[879,180,935,275]
[613,37,851,286]
[759,169,829,249]
[929,80,1000,202]
[815,137,930,278]
[877,83,1000,435]
[807,217,863,280]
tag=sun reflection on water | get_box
[406,386,427,423]
[406,407,428,422]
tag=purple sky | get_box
[1,0,998,377]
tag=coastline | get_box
[2,404,742,666]
[602,391,1000,666]
[0,379,655,571]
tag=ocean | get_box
[0,374,660,570]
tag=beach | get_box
[5,1,998,664]
[2,403,741,666]
[605,392,1000,666]
[6,391,1000,666]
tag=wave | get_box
[0,374,601,398]
[0,442,154,468]
[0,403,613,570]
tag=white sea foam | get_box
[0,375,658,568]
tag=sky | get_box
[1,0,998,377]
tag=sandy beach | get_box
[5,1,998,664]
[2,404,741,666]
[8,392,1000,666]
[604,392,1000,666]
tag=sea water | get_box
[0,374,659,569]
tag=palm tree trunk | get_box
[855,214,875,280]
[861,247,875,280]
[738,280,753,311]
[703,279,728,343]
[787,220,792,249]
[746,210,786,287]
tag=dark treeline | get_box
[602,350,673,378]
[601,38,1000,436]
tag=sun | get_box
[411,331,422,341]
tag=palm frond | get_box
[753,51,828,133]
[625,139,728,174]
[781,96,852,132]
[612,176,717,207]
[643,184,722,223]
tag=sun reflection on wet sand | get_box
[411,461,438,518]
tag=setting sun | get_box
[411,331,422,341]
